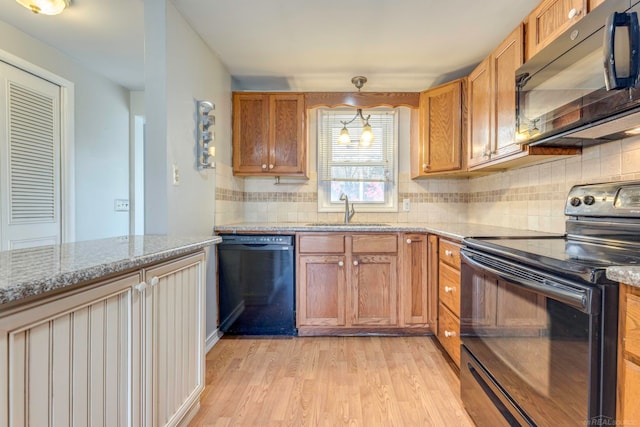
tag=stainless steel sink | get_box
[306,222,390,227]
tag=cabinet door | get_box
[351,255,398,326]
[269,94,306,175]
[297,255,347,326]
[467,57,492,168]
[402,233,430,326]
[232,93,270,174]
[620,360,640,423]
[0,274,140,427]
[492,24,524,160]
[421,80,463,173]
[144,252,205,427]
[526,0,587,61]
[618,284,640,422]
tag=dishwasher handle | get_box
[219,243,293,251]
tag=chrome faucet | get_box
[339,193,355,224]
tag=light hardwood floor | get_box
[189,336,474,426]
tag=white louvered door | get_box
[0,61,61,250]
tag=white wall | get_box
[0,20,131,242]
[144,0,232,345]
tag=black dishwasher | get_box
[217,234,296,335]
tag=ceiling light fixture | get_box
[16,0,69,15]
[337,76,374,147]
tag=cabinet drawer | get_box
[625,292,640,358]
[352,234,398,254]
[439,239,461,268]
[439,262,461,317]
[298,234,345,253]
[438,303,461,367]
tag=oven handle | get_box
[461,251,590,312]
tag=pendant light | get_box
[337,76,374,147]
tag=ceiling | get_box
[0,0,145,90]
[0,0,540,92]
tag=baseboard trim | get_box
[205,328,222,353]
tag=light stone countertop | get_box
[214,222,558,242]
[607,266,640,288]
[0,235,221,309]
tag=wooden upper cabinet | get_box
[411,78,466,178]
[526,0,587,61]
[468,25,524,169]
[232,92,307,177]
[467,57,492,169]
[492,24,525,160]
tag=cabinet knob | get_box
[338,261,344,267]
[406,238,412,244]
[444,286,455,293]
[134,282,147,293]
[262,164,267,169]
[269,164,274,169]
[353,260,359,266]
[444,330,456,338]
[422,163,427,169]
[150,276,159,287]
[445,250,453,257]
[568,8,581,19]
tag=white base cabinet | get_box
[143,254,206,427]
[0,251,206,427]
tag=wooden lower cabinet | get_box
[435,238,463,367]
[438,302,461,367]
[401,233,437,328]
[297,255,346,326]
[351,254,398,326]
[297,232,431,334]
[618,283,640,424]
[0,251,206,427]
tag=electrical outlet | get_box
[172,163,180,185]
[114,199,130,212]
[403,198,411,212]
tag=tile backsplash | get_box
[215,137,640,233]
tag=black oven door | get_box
[460,248,603,427]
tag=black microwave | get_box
[516,0,640,147]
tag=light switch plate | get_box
[403,198,411,211]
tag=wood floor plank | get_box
[189,336,474,427]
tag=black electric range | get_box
[460,180,640,426]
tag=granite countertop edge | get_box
[606,266,640,288]
[0,235,222,308]
[213,222,559,242]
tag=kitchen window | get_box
[317,108,398,212]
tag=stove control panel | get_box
[566,180,640,217]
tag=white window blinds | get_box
[318,110,397,183]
